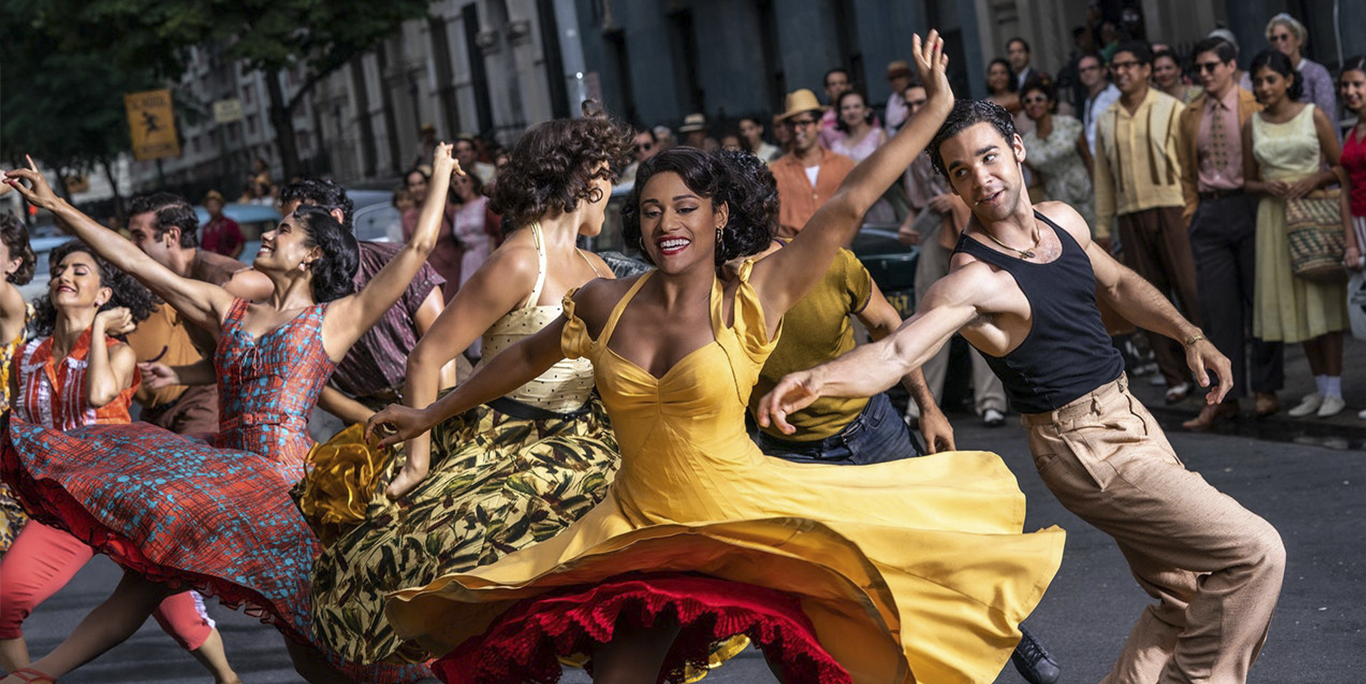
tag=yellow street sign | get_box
[125,89,181,161]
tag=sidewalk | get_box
[1129,333,1366,451]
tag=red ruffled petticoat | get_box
[431,573,851,684]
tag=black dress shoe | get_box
[1011,625,1061,684]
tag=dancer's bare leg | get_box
[190,628,243,684]
[0,572,169,682]
[592,614,681,684]
[0,636,29,671]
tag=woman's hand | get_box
[913,30,953,115]
[93,307,136,336]
[1285,176,1320,200]
[3,156,64,213]
[1264,180,1291,199]
[1344,245,1363,271]
[365,403,435,449]
[432,142,462,181]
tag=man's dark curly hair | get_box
[291,204,358,303]
[280,178,356,233]
[127,192,200,248]
[929,99,1019,178]
[31,240,158,339]
[621,147,778,268]
[488,117,633,229]
[0,213,36,285]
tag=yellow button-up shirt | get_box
[1093,88,1186,237]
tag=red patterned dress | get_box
[0,299,427,683]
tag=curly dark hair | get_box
[488,117,633,228]
[279,178,355,233]
[127,192,200,249]
[30,240,158,339]
[0,213,36,286]
[291,204,357,302]
[1249,49,1304,101]
[929,99,1018,178]
[621,147,777,268]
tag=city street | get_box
[20,414,1363,683]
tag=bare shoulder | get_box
[225,267,274,301]
[1035,201,1092,249]
[0,281,25,316]
[571,274,637,336]
[936,256,1004,306]
[578,249,617,280]
[479,240,541,287]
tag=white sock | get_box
[1325,376,1342,399]
[1315,375,1328,396]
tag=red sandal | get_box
[7,668,56,683]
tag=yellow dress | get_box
[387,263,1066,684]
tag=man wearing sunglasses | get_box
[1175,38,1284,429]
[1094,41,1202,406]
[771,88,855,238]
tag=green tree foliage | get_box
[29,0,434,179]
[0,4,157,202]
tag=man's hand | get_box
[138,362,182,390]
[756,370,825,434]
[919,405,956,453]
[1186,339,1234,404]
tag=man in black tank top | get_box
[759,100,1285,684]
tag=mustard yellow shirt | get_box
[1093,88,1186,237]
[750,247,873,441]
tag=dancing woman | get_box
[0,241,239,682]
[0,146,458,683]
[308,117,629,666]
[0,213,35,554]
[370,33,1064,684]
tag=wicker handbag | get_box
[1285,188,1346,281]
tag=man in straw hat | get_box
[885,60,916,134]
[678,112,714,150]
[770,88,855,238]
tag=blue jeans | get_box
[755,393,924,464]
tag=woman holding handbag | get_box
[1244,49,1348,418]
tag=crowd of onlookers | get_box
[612,11,1366,431]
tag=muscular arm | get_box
[855,282,954,450]
[757,269,983,433]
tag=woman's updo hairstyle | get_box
[1250,49,1304,101]
[489,116,633,228]
[293,203,358,302]
[622,147,778,268]
[30,240,158,339]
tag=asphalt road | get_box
[15,415,1364,683]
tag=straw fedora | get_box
[776,89,828,121]
[678,113,708,133]
[886,60,912,79]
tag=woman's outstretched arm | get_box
[320,144,454,361]
[4,160,235,335]
[751,31,954,330]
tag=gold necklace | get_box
[976,223,1041,259]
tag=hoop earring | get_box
[638,235,647,253]
[716,227,723,246]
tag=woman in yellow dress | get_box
[369,33,1065,684]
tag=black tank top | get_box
[952,211,1124,414]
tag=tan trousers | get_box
[1023,375,1284,684]
[913,220,1007,415]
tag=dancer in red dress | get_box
[0,146,458,683]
